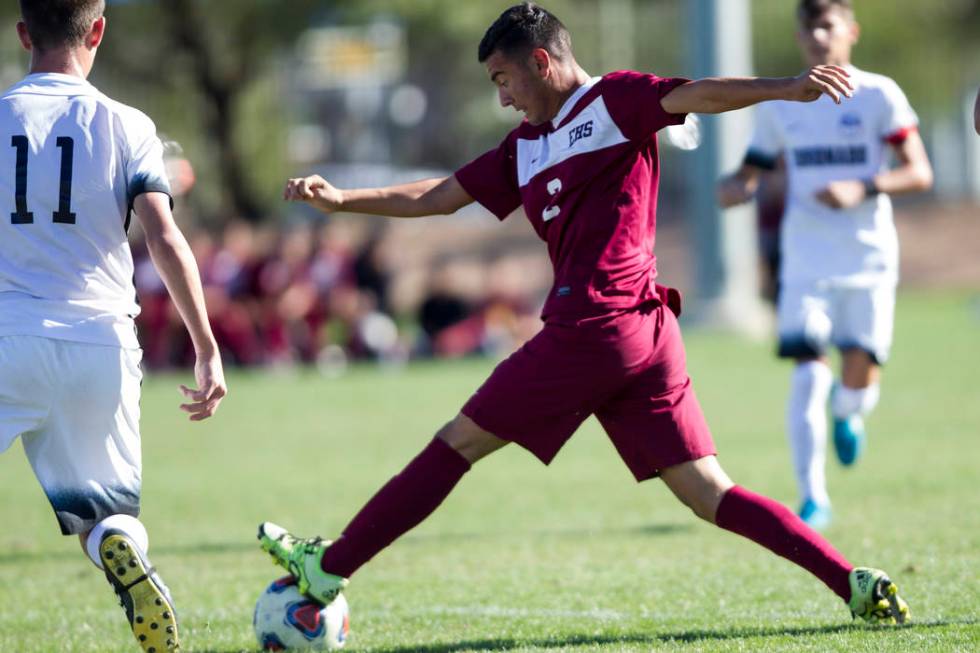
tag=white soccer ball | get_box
[253,576,350,650]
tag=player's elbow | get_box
[431,201,460,216]
[425,186,468,216]
[144,226,189,264]
[716,177,752,208]
[717,187,742,209]
[912,164,934,192]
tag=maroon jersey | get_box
[455,71,689,325]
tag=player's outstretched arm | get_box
[284,174,474,218]
[135,192,227,421]
[661,65,853,115]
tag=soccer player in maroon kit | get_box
[259,2,908,626]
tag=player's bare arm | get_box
[717,164,762,208]
[660,65,853,115]
[134,192,227,420]
[283,174,474,218]
[816,130,933,209]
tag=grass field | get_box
[1,290,978,653]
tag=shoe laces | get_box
[296,536,326,556]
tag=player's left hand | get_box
[816,179,867,209]
[789,65,853,104]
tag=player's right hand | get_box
[179,352,227,421]
[283,175,344,213]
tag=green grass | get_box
[1,290,978,652]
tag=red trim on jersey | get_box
[884,125,917,145]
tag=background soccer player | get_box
[718,0,933,529]
[260,1,908,629]
[0,2,226,651]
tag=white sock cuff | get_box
[792,360,833,390]
[832,383,880,418]
[85,514,148,570]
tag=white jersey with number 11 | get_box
[0,72,171,349]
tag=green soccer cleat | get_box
[99,530,180,652]
[257,522,348,604]
[848,567,910,625]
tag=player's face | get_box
[485,50,552,125]
[796,9,858,67]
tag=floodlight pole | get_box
[684,0,768,333]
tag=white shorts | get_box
[776,282,896,364]
[0,336,143,534]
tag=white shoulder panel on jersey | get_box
[854,69,919,139]
[516,95,628,188]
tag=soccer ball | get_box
[253,576,350,650]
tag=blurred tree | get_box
[93,0,329,223]
[0,0,975,224]
[338,0,684,164]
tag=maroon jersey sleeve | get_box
[454,130,522,221]
[601,71,691,142]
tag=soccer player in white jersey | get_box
[0,2,226,651]
[718,0,933,529]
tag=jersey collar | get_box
[24,72,90,84]
[551,76,601,130]
[14,72,93,92]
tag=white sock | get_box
[85,514,149,569]
[787,361,833,506]
[832,383,881,418]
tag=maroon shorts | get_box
[461,303,716,481]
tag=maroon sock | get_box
[715,486,853,601]
[321,437,471,578]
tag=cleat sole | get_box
[884,582,909,624]
[100,534,180,652]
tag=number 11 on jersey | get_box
[10,135,76,225]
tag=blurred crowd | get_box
[132,218,543,372]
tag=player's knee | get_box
[661,457,734,523]
[687,488,728,522]
[679,493,716,522]
[435,414,507,464]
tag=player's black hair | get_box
[18,0,105,52]
[478,2,572,64]
[798,0,854,22]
